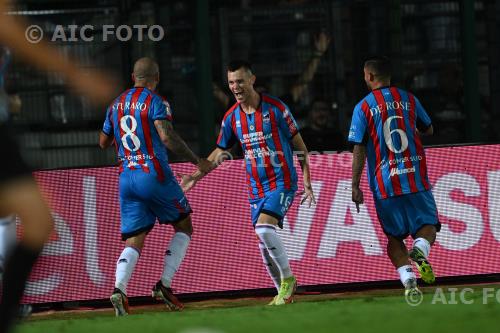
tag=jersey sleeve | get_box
[151,96,173,122]
[348,103,368,145]
[413,95,432,132]
[216,112,237,150]
[276,105,299,140]
[102,106,113,136]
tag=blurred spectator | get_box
[224,31,331,123]
[213,81,231,117]
[433,64,465,143]
[280,31,331,123]
[213,31,331,132]
[300,99,346,152]
[212,81,245,159]
[433,64,492,144]
[222,0,331,122]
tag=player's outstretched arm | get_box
[154,120,214,174]
[351,144,366,213]
[289,32,331,102]
[291,133,316,207]
[179,147,230,192]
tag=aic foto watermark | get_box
[25,24,165,44]
[405,287,500,306]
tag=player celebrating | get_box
[348,56,440,296]
[181,60,316,306]
[99,57,213,316]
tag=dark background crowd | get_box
[1,0,499,169]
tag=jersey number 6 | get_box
[383,116,408,154]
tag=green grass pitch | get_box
[16,284,500,333]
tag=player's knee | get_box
[415,225,437,244]
[125,234,146,250]
[256,213,279,226]
[173,216,193,236]
[175,226,193,237]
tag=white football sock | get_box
[0,216,16,276]
[161,232,190,288]
[397,264,416,287]
[115,246,140,294]
[413,238,431,258]
[255,224,292,280]
[258,241,281,291]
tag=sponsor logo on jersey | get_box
[263,112,270,123]
[389,167,416,178]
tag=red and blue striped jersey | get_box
[217,94,299,199]
[102,87,173,182]
[348,86,432,200]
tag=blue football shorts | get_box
[374,190,441,239]
[250,188,296,228]
[119,171,192,240]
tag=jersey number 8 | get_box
[120,115,141,152]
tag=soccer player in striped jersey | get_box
[348,56,440,296]
[99,57,213,316]
[180,60,316,306]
